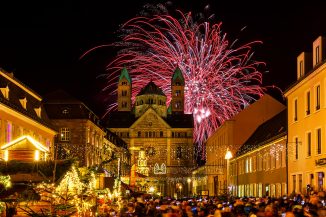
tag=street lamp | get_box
[187,178,191,198]
[225,148,233,201]
[179,185,182,198]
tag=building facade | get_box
[201,94,286,197]
[0,69,56,162]
[229,109,287,198]
[43,90,130,173]
[284,36,326,195]
[106,67,194,197]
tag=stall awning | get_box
[1,135,49,153]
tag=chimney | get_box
[312,36,326,67]
[297,52,312,80]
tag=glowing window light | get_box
[35,150,40,161]
[4,150,8,161]
[6,122,12,143]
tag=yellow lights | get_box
[187,178,191,183]
[0,135,49,153]
[225,148,233,160]
[4,150,8,161]
[35,150,40,161]
[0,175,11,189]
[149,186,155,193]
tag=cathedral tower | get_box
[171,67,185,113]
[117,67,132,111]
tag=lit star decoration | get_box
[84,9,265,144]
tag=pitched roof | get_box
[172,67,185,85]
[236,109,287,157]
[1,135,49,152]
[43,89,82,104]
[137,81,165,96]
[0,69,55,131]
[43,89,102,127]
[119,67,132,83]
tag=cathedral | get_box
[106,67,194,197]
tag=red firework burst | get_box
[84,10,266,144]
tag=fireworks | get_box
[87,9,265,145]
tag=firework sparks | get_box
[86,9,265,145]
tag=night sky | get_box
[1,0,326,116]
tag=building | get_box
[229,109,287,198]
[0,69,56,163]
[284,36,326,195]
[42,90,130,169]
[106,67,194,197]
[196,94,285,197]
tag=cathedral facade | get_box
[106,67,194,197]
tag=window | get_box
[160,131,163,137]
[307,132,311,157]
[316,46,320,65]
[122,101,127,108]
[6,122,12,143]
[34,107,41,118]
[299,174,303,194]
[19,97,27,109]
[317,128,322,154]
[258,154,262,171]
[175,101,181,109]
[60,128,70,141]
[299,60,303,77]
[295,137,299,160]
[0,86,9,99]
[138,131,141,137]
[121,81,128,85]
[294,99,298,121]
[175,90,181,96]
[316,85,320,110]
[176,146,182,159]
[306,91,310,115]
[292,175,296,192]
[122,90,127,96]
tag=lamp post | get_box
[187,178,191,198]
[179,185,182,198]
[225,148,233,201]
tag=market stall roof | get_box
[0,135,49,152]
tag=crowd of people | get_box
[101,192,326,217]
